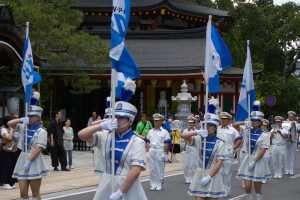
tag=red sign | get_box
[265,95,276,106]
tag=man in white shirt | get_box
[147,113,170,191]
[218,112,242,196]
[271,116,288,178]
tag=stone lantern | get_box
[172,80,197,130]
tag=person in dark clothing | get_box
[48,110,70,171]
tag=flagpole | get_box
[110,68,117,193]
[247,40,251,162]
[202,15,212,177]
[24,22,29,159]
[203,83,209,177]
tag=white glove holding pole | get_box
[24,160,31,171]
[248,161,256,171]
[100,119,118,131]
[200,175,212,186]
[244,121,252,129]
[196,129,208,138]
[20,117,29,125]
[109,189,123,200]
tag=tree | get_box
[2,0,109,94]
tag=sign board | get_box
[265,95,276,107]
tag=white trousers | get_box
[182,146,197,182]
[272,145,285,175]
[285,141,297,172]
[149,148,165,188]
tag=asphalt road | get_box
[44,151,300,200]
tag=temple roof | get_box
[72,0,229,17]
[43,28,261,77]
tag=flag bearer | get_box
[78,101,147,200]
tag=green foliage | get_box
[1,0,109,94]
[256,73,300,117]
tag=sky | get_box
[273,0,300,4]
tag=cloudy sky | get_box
[273,0,300,4]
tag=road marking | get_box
[228,194,246,200]
[43,171,184,200]
[290,173,300,179]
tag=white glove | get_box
[200,175,212,186]
[109,189,123,200]
[196,129,208,138]
[245,121,252,129]
[248,161,256,171]
[20,117,29,125]
[100,119,118,131]
[24,160,31,171]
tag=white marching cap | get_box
[28,105,43,117]
[250,111,264,121]
[219,112,232,119]
[115,101,137,121]
[153,113,164,121]
[206,113,220,127]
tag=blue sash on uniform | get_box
[250,128,264,154]
[23,123,41,151]
[201,133,218,169]
[109,129,134,173]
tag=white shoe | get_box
[290,171,294,175]
[155,185,162,191]
[149,186,156,191]
[285,171,289,175]
[278,175,282,179]
[2,184,14,190]
[273,175,278,178]
[70,166,74,169]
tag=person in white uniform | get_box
[283,111,300,175]
[146,113,170,191]
[182,116,198,183]
[181,104,229,200]
[217,112,242,196]
[236,102,271,200]
[270,116,288,178]
[8,101,49,200]
[78,101,147,200]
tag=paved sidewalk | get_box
[0,150,184,200]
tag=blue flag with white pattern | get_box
[109,0,140,100]
[204,17,233,93]
[235,42,256,121]
[21,28,42,103]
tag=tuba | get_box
[290,121,297,143]
[282,121,297,143]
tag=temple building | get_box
[0,1,261,131]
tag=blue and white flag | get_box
[21,25,42,103]
[235,42,256,122]
[204,16,232,93]
[109,0,140,101]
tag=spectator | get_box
[0,115,18,189]
[48,110,69,171]
[87,111,97,127]
[63,118,74,169]
[135,114,153,137]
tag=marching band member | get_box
[78,101,147,200]
[182,98,228,200]
[8,92,49,200]
[271,116,288,178]
[146,113,170,191]
[182,116,198,183]
[236,101,271,200]
[284,111,300,175]
[218,112,242,196]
